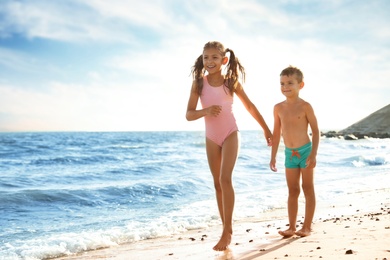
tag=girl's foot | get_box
[213,230,232,251]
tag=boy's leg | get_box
[296,167,316,237]
[213,131,239,251]
[279,168,301,237]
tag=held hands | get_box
[207,105,222,117]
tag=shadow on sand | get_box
[218,237,302,260]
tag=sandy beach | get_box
[54,189,390,260]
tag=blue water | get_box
[0,131,389,259]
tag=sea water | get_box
[0,131,389,259]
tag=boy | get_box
[270,65,319,237]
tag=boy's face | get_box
[280,74,304,98]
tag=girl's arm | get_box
[235,83,272,145]
[186,81,221,121]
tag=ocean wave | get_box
[1,229,119,260]
[349,155,389,167]
[0,212,215,260]
[29,154,121,166]
[0,189,102,208]
[0,180,202,210]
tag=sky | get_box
[0,0,389,132]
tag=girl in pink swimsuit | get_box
[186,41,272,251]
[200,76,237,147]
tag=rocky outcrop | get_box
[322,104,390,139]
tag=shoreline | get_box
[55,189,390,260]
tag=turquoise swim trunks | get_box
[284,142,312,169]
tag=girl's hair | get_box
[191,41,245,95]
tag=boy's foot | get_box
[213,230,232,251]
[278,229,295,238]
[295,228,311,237]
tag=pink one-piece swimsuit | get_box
[200,77,238,147]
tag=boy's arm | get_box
[270,105,281,172]
[305,103,319,168]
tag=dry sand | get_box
[55,190,390,260]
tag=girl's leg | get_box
[279,168,301,237]
[213,131,240,251]
[296,167,316,237]
[205,138,223,222]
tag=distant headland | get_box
[321,104,390,139]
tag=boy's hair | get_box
[191,41,245,95]
[280,65,304,83]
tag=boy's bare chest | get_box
[279,107,306,125]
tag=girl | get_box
[186,41,272,251]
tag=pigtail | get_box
[225,48,245,94]
[191,54,205,95]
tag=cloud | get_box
[0,0,133,43]
[0,47,37,72]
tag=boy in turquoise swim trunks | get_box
[270,65,320,237]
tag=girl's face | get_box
[202,48,227,74]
